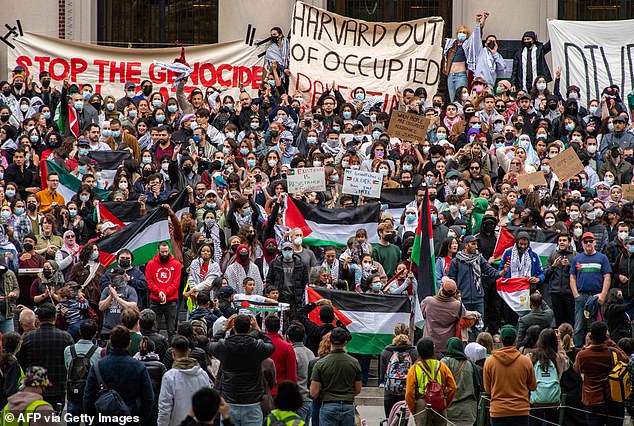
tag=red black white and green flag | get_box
[410,186,436,298]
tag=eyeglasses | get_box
[65,234,75,239]
[470,166,480,170]
[583,240,595,244]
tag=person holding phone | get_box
[544,234,577,327]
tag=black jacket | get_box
[605,300,634,343]
[544,248,576,295]
[511,40,552,90]
[379,344,417,386]
[138,355,166,426]
[207,331,275,404]
[617,253,634,299]
[140,328,169,363]
[297,302,351,356]
[266,254,308,309]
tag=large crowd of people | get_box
[0,11,632,426]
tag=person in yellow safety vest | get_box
[1,366,62,426]
[405,337,457,426]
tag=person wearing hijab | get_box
[30,260,65,306]
[224,243,264,295]
[441,337,482,426]
[55,229,80,280]
[256,238,278,281]
[0,225,17,273]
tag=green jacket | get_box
[0,271,18,319]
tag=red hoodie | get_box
[146,253,182,303]
[267,331,297,394]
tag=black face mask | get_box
[522,41,533,48]
[548,103,558,111]
[269,130,279,138]
[247,234,255,241]
[464,111,474,121]
[42,268,53,278]
[230,243,239,252]
[384,232,395,242]
[486,41,496,49]
[90,102,101,111]
[261,103,271,110]
[183,165,193,174]
[266,246,276,255]
[23,242,33,252]
[159,254,170,263]
[505,132,515,141]
[0,115,9,122]
[429,194,436,201]
[569,181,581,190]
[239,252,249,260]
[2,89,11,97]
[27,203,37,212]
[13,82,23,91]
[432,101,442,108]
[142,86,153,96]
[41,79,51,88]
[119,259,131,268]
[514,122,523,130]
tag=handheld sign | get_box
[549,147,584,183]
[387,110,430,142]
[342,169,383,198]
[286,167,326,194]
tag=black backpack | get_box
[66,345,98,401]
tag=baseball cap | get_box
[101,221,119,233]
[280,130,294,141]
[330,327,349,345]
[606,205,621,215]
[500,325,517,345]
[580,202,594,212]
[218,286,236,297]
[581,231,595,241]
[492,133,504,141]
[464,235,476,243]
[205,189,218,198]
[280,241,293,250]
[446,170,461,180]
[124,82,136,90]
[77,138,90,146]
[613,115,628,124]
[518,93,530,101]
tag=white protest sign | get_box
[289,1,444,110]
[342,169,383,198]
[548,19,634,102]
[286,167,326,193]
[7,32,263,99]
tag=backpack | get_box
[66,345,98,402]
[385,351,412,395]
[265,411,303,426]
[93,360,131,416]
[608,348,631,403]
[191,319,208,337]
[416,361,446,412]
[530,360,561,404]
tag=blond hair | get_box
[456,25,472,38]
[558,323,574,351]
[392,334,411,346]
[318,332,333,357]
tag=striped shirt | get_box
[570,252,611,294]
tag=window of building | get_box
[559,0,633,20]
[98,0,218,48]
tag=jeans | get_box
[574,294,591,347]
[349,263,362,285]
[296,400,312,425]
[0,316,14,334]
[150,300,177,341]
[228,403,263,426]
[550,292,575,326]
[312,399,322,426]
[529,407,559,426]
[447,71,468,102]
[319,402,355,426]
[490,415,529,426]
[66,399,83,426]
[586,402,625,426]
[67,322,81,341]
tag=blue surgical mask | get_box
[14,208,23,216]
[43,112,51,120]
[69,209,77,217]
[152,100,162,108]
[92,251,99,260]
[406,213,416,223]
[106,103,115,111]
[142,157,152,164]
[79,148,89,157]
[267,80,276,87]
[372,282,382,291]
[343,111,352,119]
[507,212,514,222]
[307,136,317,145]
[431,213,437,223]
[102,129,112,138]
[332,126,340,132]
[225,104,234,111]
[5,190,15,198]
[78,165,87,174]
[29,135,38,143]
[589,106,598,114]
[206,202,216,210]
[629,245,634,254]
[608,123,615,132]
[82,91,91,100]
[0,211,10,220]
[79,195,90,202]
[240,148,249,155]
[112,130,121,138]
[436,133,446,140]
[372,131,381,140]
[167,105,178,113]
[282,250,293,260]
[247,159,256,168]
[331,174,339,183]
[74,101,84,111]
[155,114,165,123]
[128,110,137,118]
[403,164,412,172]
[355,93,365,101]
[243,207,251,216]
[565,123,575,132]
[457,32,467,42]
[193,135,201,143]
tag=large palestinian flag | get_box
[306,287,411,355]
[96,191,188,267]
[380,187,418,221]
[43,160,110,202]
[410,186,436,298]
[284,198,381,247]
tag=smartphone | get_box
[255,174,263,183]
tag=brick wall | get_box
[58,0,65,39]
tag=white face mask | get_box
[587,145,597,154]
[573,228,583,237]
[455,186,466,196]
[545,218,556,227]
[569,211,580,220]
[619,231,629,241]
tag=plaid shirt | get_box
[17,323,74,399]
[13,213,42,248]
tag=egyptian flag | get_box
[497,277,531,312]
[492,226,516,264]
[410,186,436,298]
[284,197,380,247]
[306,287,411,355]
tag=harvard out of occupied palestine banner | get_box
[289,1,444,110]
[7,32,264,99]
[547,19,634,102]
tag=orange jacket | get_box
[405,358,457,415]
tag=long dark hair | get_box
[0,332,21,371]
[532,328,559,372]
[79,243,97,264]
[520,325,542,350]
[438,237,458,258]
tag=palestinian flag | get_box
[232,298,290,313]
[99,200,140,225]
[96,191,188,267]
[56,104,79,137]
[380,187,418,221]
[43,160,110,201]
[496,277,531,312]
[284,197,380,247]
[87,151,133,186]
[306,287,411,355]
[410,186,436,298]
[492,226,558,267]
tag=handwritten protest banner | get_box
[548,19,634,102]
[342,169,383,198]
[7,32,263,99]
[623,184,634,202]
[549,147,584,183]
[387,110,429,142]
[289,1,444,110]
[517,172,547,190]
[286,167,326,193]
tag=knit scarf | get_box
[456,251,482,291]
[323,259,339,281]
[510,245,532,278]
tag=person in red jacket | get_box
[264,315,297,395]
[146,241,182,340]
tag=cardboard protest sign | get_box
[517,172,547,189]
[342,169,383,198]
[286,167,326,193]
[387,110,429,142]
[289,1,444,110]
[549,147,584,183]
[548,19,634,103]
[622,184,634,202]
[7,32,263,100]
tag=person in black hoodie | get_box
[296,298,351,356]
[379,324,417,416]
[207,314,275,425]
[604,288,634,343]
[162,322,209,375]
[477,215,501,336]
[135,336,166,426]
